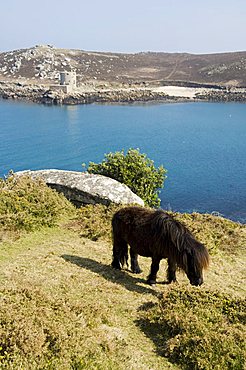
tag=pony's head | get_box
[183,240,210,286]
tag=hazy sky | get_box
[1,0,245,54]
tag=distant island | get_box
[0,45,246,104]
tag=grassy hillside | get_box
[0,178,245,369]
[1,45,246,86]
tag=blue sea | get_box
[0,99,245,223]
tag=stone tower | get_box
[60,71,76,88]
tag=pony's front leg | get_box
[167,258,177,283]
[147,256,161,285]
[130,248,142,273]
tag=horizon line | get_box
[1,44,246,56]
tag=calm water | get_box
[0,99,245,223]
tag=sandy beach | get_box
[151,86,208,98]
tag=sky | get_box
[1,0,246,54]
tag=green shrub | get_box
[141,287,246,370]
[86,149,167,207]
[0,174,75,232]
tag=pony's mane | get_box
[151,210,210,271]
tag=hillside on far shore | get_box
[1,45,246,88]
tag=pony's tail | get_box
[112,236,129,269]
[111,213,129,269]
[119,245,128,269]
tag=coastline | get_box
[1,81,246,105]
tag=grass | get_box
[0,181,245,369]
[137,287,245,370]
[67,203,246,255]
[0,228,173,370]
[0,175,75,235]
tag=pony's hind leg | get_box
[130,248,142,273]
[167,258,177,283]
[147,256,161,285]
[112,238,128,270]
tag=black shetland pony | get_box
[111,207,209,286]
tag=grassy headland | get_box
[0,177,245,369]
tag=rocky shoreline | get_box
[1,81,246,105]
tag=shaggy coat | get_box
[111,206,209,286]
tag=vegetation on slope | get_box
[1,45,246,86]
[0,229,170,370]
[0,283,129,370]
[0,174,75,235]
[0,177,245,369]
[137,287,245,370]
[67,203,245,255]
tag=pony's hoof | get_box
[131,268,142,274]
[147,279,156,286]
[167,279,177,284]
[111,261,121,270]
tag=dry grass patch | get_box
[0,228,174,370]
[174,212,246,254]
[0,175,75,235]
[0,284,131,370]
[66,203,122,241]
[137,285,246,370]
